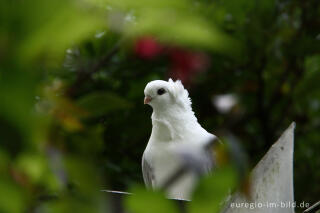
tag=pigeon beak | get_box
[144,95,152,104]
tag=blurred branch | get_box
[67,40,122,96]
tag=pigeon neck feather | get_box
[151,104,199,141]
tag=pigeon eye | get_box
[157,88,166,95]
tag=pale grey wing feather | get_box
[203,135,220,173]
[178,134,219,175]
[142,154,154,188]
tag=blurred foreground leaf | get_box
[105,0,239,54]
[190,166,237,213]
[125,185,178,213]
[39,195,106,213]
[0,178,26,213]
[18,0,106,63]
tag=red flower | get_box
[169,48,209,84]
[133,36,210,85]
[134,36,163,59]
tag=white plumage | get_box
[142,79,218,200]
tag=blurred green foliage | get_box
[1,0,320,212]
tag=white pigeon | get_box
[142,79,218,200]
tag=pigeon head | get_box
[144,79,192,112]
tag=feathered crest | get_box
[168,78,192,110]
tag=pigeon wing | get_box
[142,153,154,188]
[203,135,221,173]
[197,134,220,174]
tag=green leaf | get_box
[104,0,188,10]
[40,195,106,213]
[294,54,320,99]
[16,153,47,183]
[125,185,178,213]
[65,156,100,194]
[128,9,235,51]
[189,166,237,213]
[0,178,26,213]
[77,92,132,117]
[305,54,320,75]
[18,0,106,63]
[104,0,239,53]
